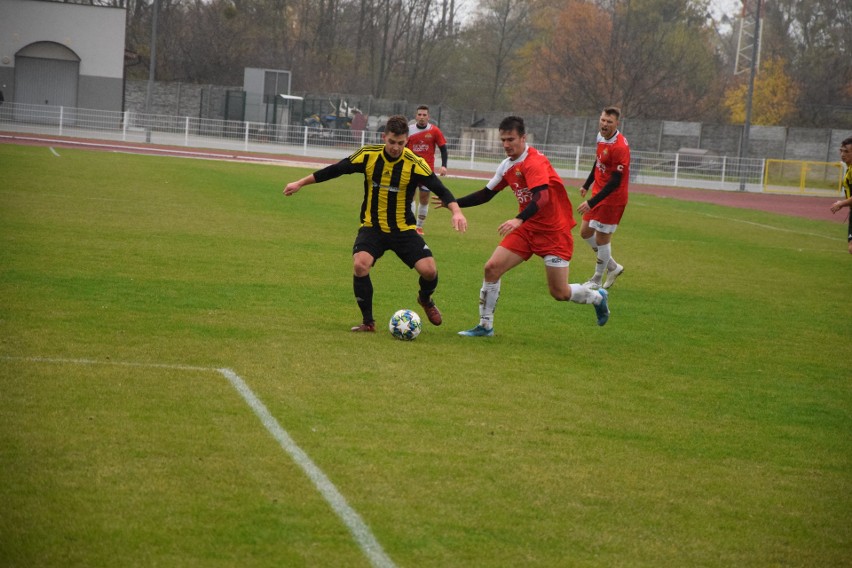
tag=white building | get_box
[0,0,126,111]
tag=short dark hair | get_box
[499,116,525,136]
[385,115,409,136]
[603,106,621,120]
[842,137,852,147]
[417,105,429,112]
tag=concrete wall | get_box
[0,0,125,111]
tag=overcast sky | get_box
[708,0,743,21]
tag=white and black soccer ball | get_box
[388,309,422,341]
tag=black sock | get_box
[353,274,374,324]
[418,274,438,303]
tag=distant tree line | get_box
[54,0,852,127]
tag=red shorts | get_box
[499,224,574,261]
[582,204,626,225]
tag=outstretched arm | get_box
[831,197,852,213]
[283,158,357,196]
[283,174,316,196]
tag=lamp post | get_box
[144,0,159,144]
[738,0,762,191]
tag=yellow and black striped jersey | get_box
[843,164,851,200]
[314,145,456,233]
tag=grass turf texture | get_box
[1,144,850,567]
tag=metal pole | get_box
[738,0,761,191]
[144,0,159,144]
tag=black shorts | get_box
[353,226,433,268]
[847,216,852,242]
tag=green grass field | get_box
[1,143,850,567]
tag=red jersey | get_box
[592,131,630,206]
[407,123,447,169]
[486,145,576,235]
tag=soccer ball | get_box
[388,309,422,341]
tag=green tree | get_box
[724,57,799,125]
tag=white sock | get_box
[417,203,429,227]
[595,243,611,280]
[479,280,501,328]
[569,283,602,305]
[584,235,598,252]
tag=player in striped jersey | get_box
[830,137,852,254]
[283,115,468,331]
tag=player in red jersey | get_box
[578,106,630,290]
[439,116,609,336]
[407,105,448,235]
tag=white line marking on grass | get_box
[0,356,397,568]
[218,368,396,568]
[49,147,60,157]
[699,212,835,240]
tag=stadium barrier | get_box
[0,101,776,192]
[763,159,844,197]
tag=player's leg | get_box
[351,228,384,332]
[413,256,443,326]
[594,207,626,289]
[847,218,852,254]
[459,246,524,336]
[591,226,613,284]
[544,258,609,326]
[351,250,377,331]
[415,186,430,234]
[580,219,604,288]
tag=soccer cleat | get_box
[458,325,494,337]
[350,322,376,332]
[594,289,610,326]
[416,296,442,326]
[415,227,425,235]
[583,278,602,290]
[603,264,624,290]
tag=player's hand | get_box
[579,187,589,198]
[498,218,522,236]
[451,211,467,233]
[439,166,447,177]
[830,200,845,213]
[431,195,446,209]
[283,182,302,196]
[577,201,591,214]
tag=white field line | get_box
[0,355,397,568]
[699,212,836,240]
[49,146,60,157]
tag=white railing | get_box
[0,101,767,191]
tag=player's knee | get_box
[549,286,571,301]
[483,262,502,281]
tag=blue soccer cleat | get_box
[594,289,610,326]
[458,324,494,337]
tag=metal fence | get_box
[0,101,772,192]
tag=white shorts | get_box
[589,220,619,234]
